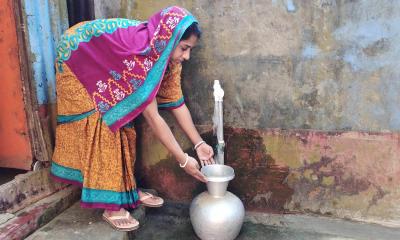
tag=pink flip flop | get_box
[102,211,139,232]
[140,192,164,208]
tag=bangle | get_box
[179,153,189,168]
[193,140,205,150]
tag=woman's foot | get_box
[102,208,139,231]
[138,190,164,207]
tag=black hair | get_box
[181,22,201,40]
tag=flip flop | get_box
[102,211,139,232]
[139,192,164,208]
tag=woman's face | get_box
[170,34,198,64]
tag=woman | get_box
[51,6,214,231]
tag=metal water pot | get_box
[190,165,245,240]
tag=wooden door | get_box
[0,0,33,170]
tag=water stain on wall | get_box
[224,127,294,213]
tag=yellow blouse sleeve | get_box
[156,62,185,109]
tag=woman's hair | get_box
[181,22,201,40]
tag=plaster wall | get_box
[95,0,400,132]
[137,122,400,227]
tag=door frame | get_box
[12,0,52,168]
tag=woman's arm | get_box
[170,104,202,145]
[142,99,207,182]
[170,104,214,166]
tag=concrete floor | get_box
[131,213,355,240]
[28,202,367,240]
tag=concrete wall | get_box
[94,0,400,227]
[137,124,400,227]
[185,0,400,132]
[95,0,400,132]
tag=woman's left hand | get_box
[196,143,215,167]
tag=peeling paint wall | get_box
[22,0,69,106]
[94,0,400,227]
[261,129,400,226]
[21,0,69,154]
[137,123,400,227]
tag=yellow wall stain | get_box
[322,176,335,186]
[131,0,194,20]
[303,169,313,180]
[263,134,302,168]
[287,171,301,186]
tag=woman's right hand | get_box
[181,156,207,183]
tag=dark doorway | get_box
[0,167,27,185]
[67,0,95,26]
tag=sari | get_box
[50,6,195,210]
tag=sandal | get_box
[139,191,164,208]
[102,211,139,231]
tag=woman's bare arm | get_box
[171,104,214,165]
[142,99,207,182]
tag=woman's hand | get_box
[170,105,214,167]
[181,155,207,182]
[142,100,207,183]
[196,143,215,167]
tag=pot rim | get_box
[201,164,235,182]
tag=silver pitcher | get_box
[190,164,245,240]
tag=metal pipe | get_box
[213,80,225,165]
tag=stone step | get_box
[26,201,147,240]
[0,185,80,240]
[0,168,66,214]
[25,189,158,240]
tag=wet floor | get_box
[28,201,396,240]
[129,213,356,240]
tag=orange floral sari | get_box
[51,62,184,210]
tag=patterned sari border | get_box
[81,188,140,205]
[80,201,140,211]
[51,162,140,207]
[51,173,83,187]
[57,109,96,124]
[57,18,142,71]
[158,96,185,110]
[51,161,83,183]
